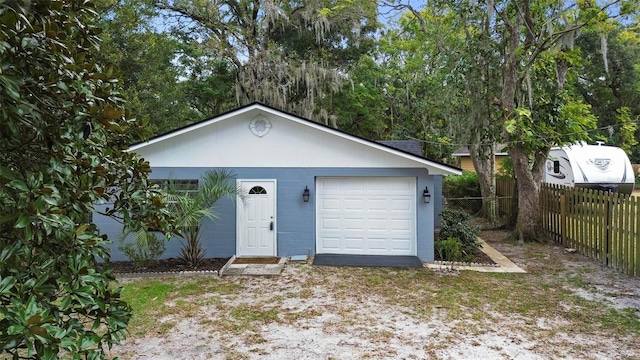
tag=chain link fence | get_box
[444,196,514,228]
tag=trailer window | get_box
[553,160,560,173]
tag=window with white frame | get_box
[151,179,199,197]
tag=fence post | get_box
[560,194,567,247]
[635,195,640,277]
[605,197,611,267]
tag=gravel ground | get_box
[109,230,640,360]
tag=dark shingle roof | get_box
[378,140,423,157]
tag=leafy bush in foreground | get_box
[0,1,174,358]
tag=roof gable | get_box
[131,103,461,175]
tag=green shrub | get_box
[443,171,482,212]
[438,209,481,257]
[119,233,166,266]
[443,171,481,197]
[435,237,463,261]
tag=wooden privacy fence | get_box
[496,178,515,215]
[541,183,640,277]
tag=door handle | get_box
[270,221,274,231]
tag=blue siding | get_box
[433,175,443,228]
[97,167,440,262]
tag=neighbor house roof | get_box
[130,102,462,175]
[451,144,509,157]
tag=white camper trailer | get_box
[544,142,635,194]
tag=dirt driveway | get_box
[110,230,640,359]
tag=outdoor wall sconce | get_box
[423,186,431,204]
[302,186,310,202]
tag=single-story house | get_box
[451,144,509,173]
[95,103,462,263]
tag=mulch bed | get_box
[106,240,496,275]
[434,247,497,265]
[469,248,497,265]
[108,257,230,274]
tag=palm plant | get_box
[167,169,239,267]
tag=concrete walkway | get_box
[219,256,287,276]
[220,238,525,276]
[425,238,526,273]
[220,237,525,276]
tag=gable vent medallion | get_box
[249,115,272,137]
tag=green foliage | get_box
[443,172,482,213]
[95,0,207,135]
[170,170,239,267]
[333,56,388,139]
[118,233,166,266]
[438,209,481,258]
[575,24,640,161]
[149,0,378,125]
[0,1,174,358]
[496,157,515,178]
[372,8,468,157]
[614,107,638,154]
[443,171,481,198]
[435,237,464,262]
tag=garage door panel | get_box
[345,238,364,250]
[368,218,387,230]
[320,198,341,211]
[316,177,416,256]
[321,181,343,192]
[368,238,388,250]
[345,198,365,210]
[391,198,412,211]
[391,219,411,231]
[344,218,364,230]
[368,198,388,211]
[321,218,341,230]
[320,237,341,250]
[385,180,413,192]
[345,181,366,192]
[390,237,412,246]
[368,181,389,191]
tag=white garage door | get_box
[316,177,416,256]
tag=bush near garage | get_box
[436,209,481,261]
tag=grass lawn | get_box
[109,230,640,360]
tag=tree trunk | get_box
[469,143,497,224]
[508,142,547,242]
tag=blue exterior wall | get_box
[97,167,442,262]
[433,175,443,229]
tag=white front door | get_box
[237,180,276,257]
